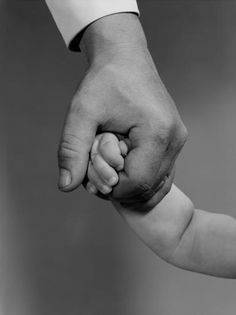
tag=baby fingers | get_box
[87,161,112,195]
[97,134,124,171]
[91,153,119,187]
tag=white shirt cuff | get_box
[45,0,140,50]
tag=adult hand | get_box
[57,13,187,210]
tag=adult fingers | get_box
[111,125,180,204]
[57,104,97,192]
[119,167,175,212]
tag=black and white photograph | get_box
[2,1,236,314]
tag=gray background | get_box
[1,1,236,314]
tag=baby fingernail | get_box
[116,164,124,171]
[88,183,97,194]
[109,177,118,186]
[102,185,112,194]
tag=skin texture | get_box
[87,133,236,279]
[87,133,127,196]
[57,13,188,211]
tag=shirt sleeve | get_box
[45,0,140,50]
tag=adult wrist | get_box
[80,13,148,65]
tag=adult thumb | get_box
[57,106,97,192]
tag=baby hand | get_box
[86,133,128,196]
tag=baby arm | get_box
[87,133,236,278]
[117,186,236,278]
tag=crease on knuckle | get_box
[133,174,171,202]
[129,174,155,201]
[139,183,156,201]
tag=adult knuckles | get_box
[146,104,187,142]
[127,171,156,201]
[177,124,188,148]
[169,123,188,153]
[118,178,172,212]
[154,119,188,152]
[145,114,175,143]
[124,159,174,204]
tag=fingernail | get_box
[102,185,112,195]
[58,169,71,189]
[116,164,123,171]
[109,177,118,186]
[88,183,97,195]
